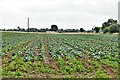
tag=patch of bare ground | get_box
[76,57,98,78]
[0,58,2,66]
[58,32,95,34]
[76,57,118,78]
[28,73,83,78]
[43,36,59,70]
[101,65,118,78]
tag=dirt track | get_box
[1,31,118,35]
[0,58,1,66]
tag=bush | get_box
[109,24,119,33]
[103,27,110,33]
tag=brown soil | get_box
[43,36,59,70]
[101,65,118,77]
[0,58,2,66]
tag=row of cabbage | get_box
[46,34,119,78]
[1,32,47,77]
[1,32,119,78]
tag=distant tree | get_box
[76,29,79,32]
[27,28,38,32]
[58,29,64,33]
[109,24,119,33]
[51,25,58,31]
[17,26,26,32]
[80,28,85,32]
[3,28,5,31]
[71,29,74,32]
[93,27,100,33]
[46,28,50,31]
[39,28,47,32]
[17,26,21,31]
[86,30,93,33]
[21,28,25,32]
[102,18,119,33]
[13,29,18,31]
[102,22,108,30]
[108,18,117,24]
[103,27,110,34]
[102,18,117,30]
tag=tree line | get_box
[93,18,119,34]
[0,25,88,33]
[1,18,119,34]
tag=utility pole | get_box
[27,18,29,33]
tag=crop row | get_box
[0,32,119,78]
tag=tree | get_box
[80,28,85,32]
[102,22,108,30]
[108,19,117,24]
[109,24,119,33]
[51,25,58,31]
[102,18,117,30]
[103,27,110,34]
[93,27,100,33]
[58,29,64,33]
[17,26,21,31]
[102,18,119,33]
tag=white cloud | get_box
[0,0,119,30]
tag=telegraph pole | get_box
[27,18,29,33]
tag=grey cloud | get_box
[21,0,118,22]
[0,0,119,30]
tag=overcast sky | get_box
[0,0,119,30]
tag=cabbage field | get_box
[0,32,119,78]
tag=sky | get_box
[0,0,119,30]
